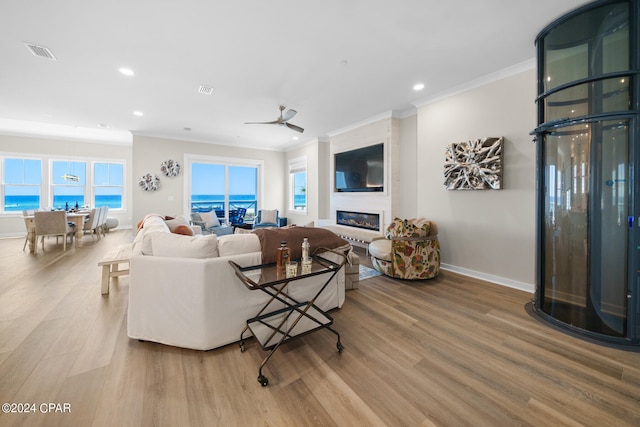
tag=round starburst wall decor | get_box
[160,159,181,177]
[138,173,160,192]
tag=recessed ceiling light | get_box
[184,127,191,131]
[292,136,299,140]
[413,83,425,91]
[133,111,143,116]
[119,67,134,76]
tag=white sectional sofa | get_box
[127,214,347,351]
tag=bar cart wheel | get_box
[337,341,344,353]
[239,341,245,353]
[258,375,269,387]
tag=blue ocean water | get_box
[4,195,122,211]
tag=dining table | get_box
[24,210,90,253]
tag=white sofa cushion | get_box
[218,233,260,256]
[369,238,392,262]
[152,233,219,258]
[139,215,171,255]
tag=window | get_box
[52,160,86,210]
[94,162,123,208]
[3,158,42,212]
[288,157,307,212]
[189,157,259,222]
[229,165,258,221]
[1,154,124,213]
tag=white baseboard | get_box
[440,263,534,294]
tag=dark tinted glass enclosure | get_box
[532,0,639,346]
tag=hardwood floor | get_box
[0,230,639,426]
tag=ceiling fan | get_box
[245,105,304,133]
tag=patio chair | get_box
[253,209,280,228]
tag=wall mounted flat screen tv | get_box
[334,143,384,192]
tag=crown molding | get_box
[0,118,132,145]
[413,58,536,108]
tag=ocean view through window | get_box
[288,156,306,212]
[190,161,258,222]
[2,156,124,212]
[94,162,123,209]
[52,160,86,208]
[3,158,42,212]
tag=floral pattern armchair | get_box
[369,218,440,280]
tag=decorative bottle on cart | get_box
[301,237,311,265]
[276,241,290,270]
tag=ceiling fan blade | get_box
[244,120,279,125]
[286,122,304,133]
[282,109,297,122]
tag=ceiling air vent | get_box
[25,43,56,60]
[198,85,214,95]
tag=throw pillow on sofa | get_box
[165,215,193,235]
[151,233,219,258]
[172,224,194,236]
[199,211,221,228]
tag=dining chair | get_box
[22,209,35,251]
[82,208,101,240]
[98,206,109,236]
[34,211,75,252]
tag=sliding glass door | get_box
[189,159,259,223]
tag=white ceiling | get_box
[0,0,590,150]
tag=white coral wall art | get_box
[160,159,181,177]
[138,173,160,191]
[443,137,504,190]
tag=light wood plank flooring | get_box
[0,230,639,426]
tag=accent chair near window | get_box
[191,211,233,236]
[253,209,280,228]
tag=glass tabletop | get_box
[232,255,340,289]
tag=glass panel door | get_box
[542,120,629,336]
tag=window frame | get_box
[1,156,43,213]
[50,159,87,210]
[288,156,307,214]
[185,154,263,223]
[0,153,126,215]
[92,161,125,209]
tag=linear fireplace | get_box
[336,210,380,232]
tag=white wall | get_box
[398,113,418,219]
[416,69,536,291]
[0,134,133,236]
[132,135,285,226]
